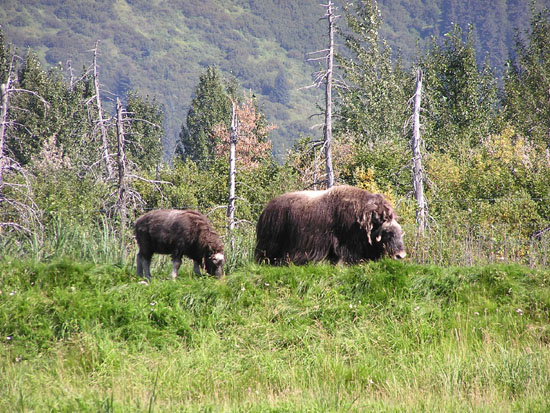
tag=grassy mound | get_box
[1,258,550,411]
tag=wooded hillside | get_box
[1,0,548,157]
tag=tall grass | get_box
[2,213,549,271]
[403,220,549,268]
[1,215,134,266]
[1,259,550,411]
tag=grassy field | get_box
[1,257,550,412]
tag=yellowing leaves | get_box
[481,127,533,168]
[213,96,275,170]
[353,166,396,206]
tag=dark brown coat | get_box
[255,185,406,265]
[134,209,225,279]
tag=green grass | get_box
[1,258,550,412]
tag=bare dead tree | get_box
[411,68,427,234]
[0,82,9,193]
[0,66,46,236]
[92,42,114,179]
[115,97,128,228]
[107,97,171,230]
[323,1,336,188]
[300,2,340,189]
[227,99,238,244]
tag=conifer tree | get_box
[178,66,231,167]
[0,30,10,85]
[419,25,499,153]
[125,91,164,168]
[272,68,290,106]
[503,6,550,148]
[8,52,95,168]
[336,0,408,146]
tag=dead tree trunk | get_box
[324,1,336,189]
[302,2,339,189]
[0,74,46,234]
[227,100,237,242]
[115,97,128,228]
[412,68,426,233]
[0,81,10,195]
[93,43,114,179]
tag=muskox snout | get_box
[377,219,406,260]
[394,250,407,260]
[206,252,225,278]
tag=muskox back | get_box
[255,185,405,265]
[135,209,225,279]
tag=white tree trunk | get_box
[227,100,237,239]
[93,44,114,179]
[0,82,9,192]
[324,1,335,189]
[412,68,426,233]
[115,97,127,227]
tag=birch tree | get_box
[212,95,274,236]
[227,100,237,238]
[115,97,128,227]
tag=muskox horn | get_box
[373,219,392,243]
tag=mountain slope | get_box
[1,0,327,158]
[1,0,548,159]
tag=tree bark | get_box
[227,100,237,240]
[115,97,127,227]
[412,68,426,233]
[324,1,335,189]
[0,81,10,195]
[93,43,114,179]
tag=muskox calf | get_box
[134,209,225,279]
[255,185,406,265]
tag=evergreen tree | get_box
[336,0,409,146]
[503,6,550,148]
[8,52,52,165]
[178,66,231,167]
[272,68,291,106]
[125,91,164,168]
[334,0,411,191]
[419,24,499,153]
[9,52,94,167]
[0,29,11,84]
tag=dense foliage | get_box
[178,66,233,167]
[2,0,550,267]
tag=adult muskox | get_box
[134,209,225,279]
[255,185,406,265]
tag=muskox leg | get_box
[171,257,181,281]
[136,253,143,277]
[137,252,152,279]
[193,260,201,276]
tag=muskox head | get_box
[205,252,225,278]
[372,219,406,259]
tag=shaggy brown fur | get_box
[255,185,406,265]
[135,209,225,279]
